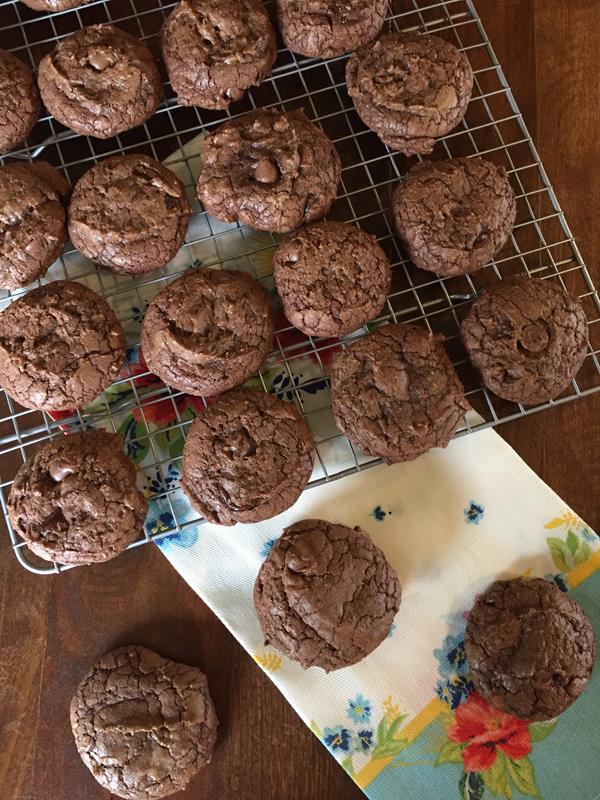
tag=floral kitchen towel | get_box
[156,425,600,800]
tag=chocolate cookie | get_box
[460,278,588,404]
[0,49,41,153]
[182,389,314,525]
[330,323,467,462]
[8,431,147,565]
[465,577,595,721]
[276,0,388,59]
[162,0,277,110]
[141,268,274,396]
[0,162,67,289]
[68,155,191,274]
[71,646,218,799]
[197,108,341,232]
[392,157,516,277]
[37,25,162,139]
[0,281,125,410]
[346,33,473,155]
[254,518,401,671]
[273,221,391,337]
[20,0,93,10]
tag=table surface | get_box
[2,2,600,798]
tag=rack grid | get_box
[1,0,599,574]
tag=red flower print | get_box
[448,692,531,772]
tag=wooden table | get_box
[2,2,599,798]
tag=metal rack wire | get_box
[1,0,599,574]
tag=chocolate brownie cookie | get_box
[392,157,516,277]
[274,221,391,337]
[20,0,93,10]
[182,389,314,525]
[162,0,277,110]
[461,278,588,404]
[8,431,147,565]
[68,155,190,274]
[141,268,274,396]
[465,577,595,721]
[197,108,341,232]
[0,49,40,153]
[37,25,162,139]
[276,0,388,59]
[346,33,474,155]
[0,162,67,289]
[0,281,125,410]
[71,646,218,799]
[330,323,467,462]
[254,518,401,671]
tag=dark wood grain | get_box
[1,2,599,799]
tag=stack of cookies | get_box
[0,3,594,797]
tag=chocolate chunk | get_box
[8,431,147,565]
[182,388,314,525]
[392,157,516,277]
[0,162,67,289]
[460,277,588,404]
[70,646,217,799]
[0,49,41,154]
[254,518,401,671]
[330,323,468,463]
[162,0,277,110]
[141,268,274,396]
[273,220,391,337]
[37,24,162,140]
[465,577,595,721]
[0,280,125,411]
[197,108,341,232]
[346,32,474,155]
[276,0,388,58]
[68,154,191,274]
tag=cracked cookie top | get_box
[20,0,93,10]
[70,645,218,799]
[37,24,162,140]
[0,280,125,410]
[392,157,516,277]
[465,577,595,721]
[141,268,274,396]
[182,388,314,525]
[68,154,191,274]
[8,431,147,565]
[346,32,473,155]
[196,108,341,233]
[254,518,401,671]
[276,0,388,59]
[162,0,277,109]
[460,277,588,405]
[330,323,467,463]
[0,49,40,153]
[273,220,391,337]
[0,162,67,289]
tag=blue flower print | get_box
[544,572,569,593]
[581,526,596,542]
[434,626,473,709]
[146,463,180,497]
[146,510,176,538]
[260,538,277,559]
[324,726,351,752]
[355,729,374,752]
[464,501,485,525]
[347,694,372,724]
[370,505,391,522]
[156,527,199,550]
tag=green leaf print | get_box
[459,771,484,800]
[309,720,322,738]
[482,751,512,798]
[117,416,149,464]
[371,711,408,759]
[506,756,541,799]
[566,530,579,556]
[547,531,593,573]
[435,738,463,766]
[546,537,571,571]
[341,755,355,776]
[529,718,558,742]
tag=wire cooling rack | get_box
[1,0,599,574]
